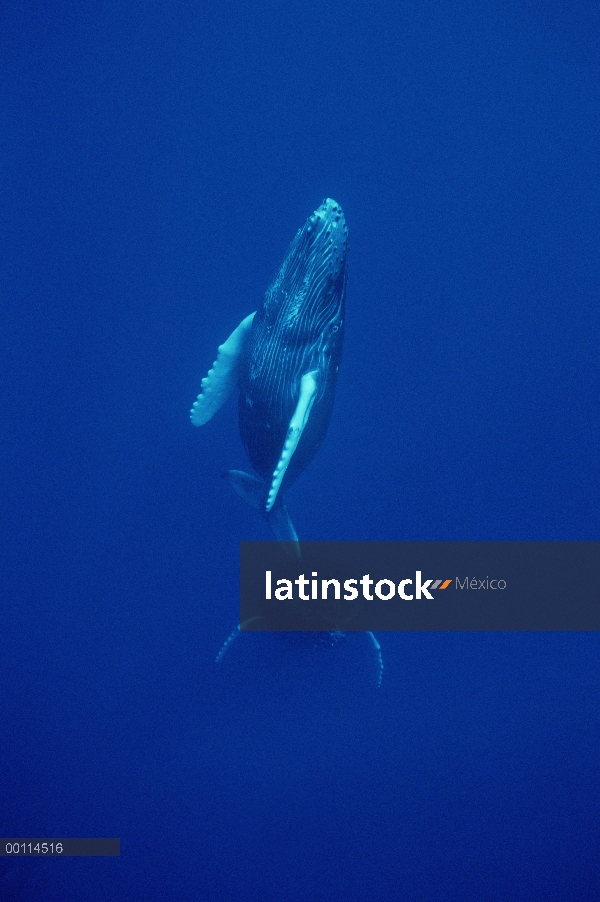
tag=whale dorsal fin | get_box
[190,312,256,426]
[266,371,318,512]
[223,469,301,555]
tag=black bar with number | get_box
[0,839,120,856]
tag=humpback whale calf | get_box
[191,198,382,685]
[191,197,347,543]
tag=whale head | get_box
[260,197,348,354]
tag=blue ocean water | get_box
[1,1,599,899]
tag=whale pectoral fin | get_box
[266,370,319,512]
[190,312,256,426]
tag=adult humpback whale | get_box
[190,199,383,685]
[191,198,347,543]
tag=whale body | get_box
[191,200,383,685]
[191,198,348,543]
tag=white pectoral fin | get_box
[190,312,256,426]
[266,371,318,512]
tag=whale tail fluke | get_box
[222,469,300,556]
[366,631,384,688]
[216,623,383,687]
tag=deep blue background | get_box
[1,1,599,899]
